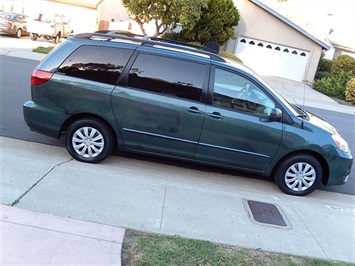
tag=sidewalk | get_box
[1,204,125,265]
[1,136,355,264]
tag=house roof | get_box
[249,0,330,50]
[48,0,104,9]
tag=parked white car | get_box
[27,13,72,44]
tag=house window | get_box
[300,52,306,56]
[283,48,289,53]
[258,43,263,47]
[266,45,272,49]
[249,41,255,45]
[292,50,298,54]
[240,39,246,43]
[275,47,281,51]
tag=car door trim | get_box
[122,128,199,144]
[198,142,271,158]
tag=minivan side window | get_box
[213,68,275,115]
[127,54,206,101]
[57,46,133,85]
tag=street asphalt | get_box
[1,43,355,264]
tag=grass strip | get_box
[122,230,352,266]
[32,46,55,54]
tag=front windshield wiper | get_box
[293,105,309,120]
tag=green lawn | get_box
[122,230,352,266]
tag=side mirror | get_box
[269,108,282,121]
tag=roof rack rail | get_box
[150,37,217,54]
[73,32,226,62]
[94,30,148,39]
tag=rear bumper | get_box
[23,101,67,138]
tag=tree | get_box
[178,0,240,46]
[122,0,207,37]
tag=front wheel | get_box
[274,154,322,196]
[65,118,113,163]
[15,28,22,38]
[53,34,60,44]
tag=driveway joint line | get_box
[1,219,122,244]
[11,158,73,206]
[159,185,168,232]
[292,207,329,259]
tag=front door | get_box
[195,67,283,172]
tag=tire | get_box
[15,28,22,38]
[53,34,60,44]
[30,33,37,41]
[274,154,322,196]
[65,118,113,163]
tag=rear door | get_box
[195,66,283,172]
[111,52,209,158]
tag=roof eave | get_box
[249,0,330,50]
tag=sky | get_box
[259,0,355,48]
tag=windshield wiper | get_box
[293,105,309,120]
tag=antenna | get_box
[303,80,307,108]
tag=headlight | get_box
[331,135,350,153]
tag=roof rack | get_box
[73,32,226,62]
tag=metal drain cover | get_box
[247,200,287,227]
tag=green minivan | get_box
[23,32,353,196]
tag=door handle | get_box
[207,112,223,119]
[187,106,203,114]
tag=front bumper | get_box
[326,151,353,186]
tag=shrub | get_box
[161,31,180,41]
[315,52,332,80]
[312,70,354,99]
[319,58,333,73]
[315,71,330,80]
[219,51,243,63]
[345,78,355,103]
[330,55,355,77]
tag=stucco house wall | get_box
[226,0,328,82]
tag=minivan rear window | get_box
[57,46,133,85]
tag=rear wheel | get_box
[30,33,37,41]
[65,118,113,163]
[274,154,322,196]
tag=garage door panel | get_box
[235,37,309,81]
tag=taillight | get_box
[31,69,53,86]
[6,21,12,26]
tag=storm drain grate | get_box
[246,200,287,227]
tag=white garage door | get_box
[235,37,309,81]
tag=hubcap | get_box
[72,126,104,158]
[284,162,316,192]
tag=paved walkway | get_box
[1,204,125,265]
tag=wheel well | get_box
[271,150,330,185]
[61,114,117,143]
